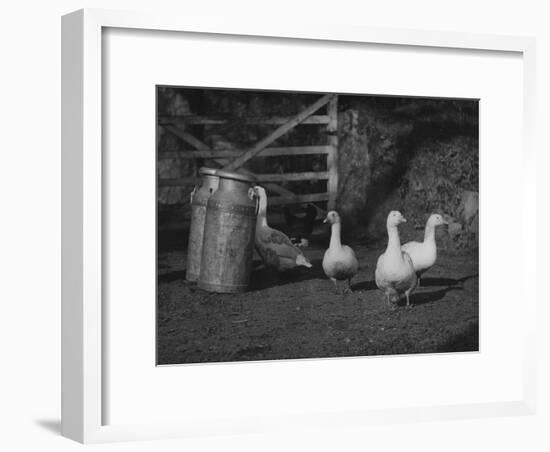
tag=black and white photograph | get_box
[156,87,479,365]
[6,0,549,448]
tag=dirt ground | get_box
[157,234,479,365]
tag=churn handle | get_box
[248,186,259,216]
[190,186,198,204]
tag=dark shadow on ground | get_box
[158,227,187,253]
[420,273,479,287]
[158,270,187,283]
[249,258,325,291]
[409,286,464,306]
[351,273,478,298]
[351,280,378,291]
[157,258,327,290]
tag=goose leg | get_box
[343,278,353,294]
[405,291,413,308]
[331,278,338,294]
[387,295,397,311]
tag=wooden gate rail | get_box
[158,145,331,160]
[159,115,330,126]
[159,93,338,210]
[268,193,329,206]
[222,94,334,171]
[160,128,298,200]
[160,171,329,186]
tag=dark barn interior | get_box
[156,87,479,365]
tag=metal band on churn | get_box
[185,168,219,282]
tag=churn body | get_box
[185,168,219,282]
[198,171,257,293]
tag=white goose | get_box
[322,211,359,293]
[375,211,417,307]
[401,213,448,284]
[253,186,312,271]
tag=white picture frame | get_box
[62,8,537,444]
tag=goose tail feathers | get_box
[296,254,312,268]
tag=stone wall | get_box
[336,96,478,250]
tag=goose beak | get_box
[323,217,328,224]
[400,217,407,223]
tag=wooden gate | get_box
[158,93,338,211]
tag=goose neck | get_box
[257,195,268,227]
[386,224,401,252]
[329,222,342,250]
[424,223,436,243]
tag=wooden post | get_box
[326,95,338,211]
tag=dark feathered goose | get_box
[253,186,312,271]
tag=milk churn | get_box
[185,167,219,282]
[198,170,257,293]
